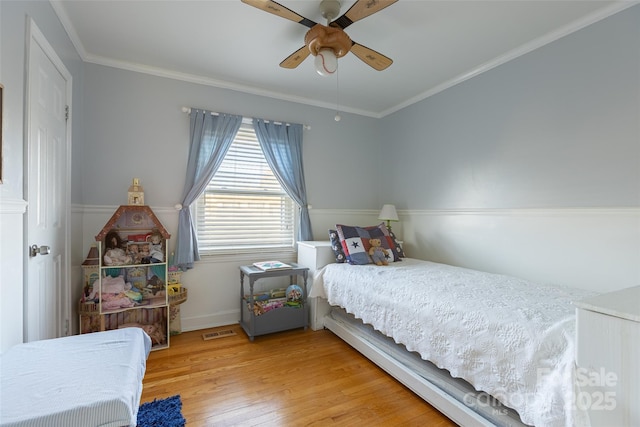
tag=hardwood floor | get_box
[141,325,457,426]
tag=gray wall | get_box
[76,62,385,336]
[380,5,640,210]
[0,1,85,201]
[81,64,382,209]
[77,4,640,333]
[1,2,638,345]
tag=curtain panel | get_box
[174,109,242,270]
[253,118,313,242]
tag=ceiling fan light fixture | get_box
[242,0,396,72]
[314,48,338,76]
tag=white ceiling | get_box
[51,0,631,118]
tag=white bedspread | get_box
[311,258,598,427]
[0,328,151,427]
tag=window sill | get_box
[197,248,296,265]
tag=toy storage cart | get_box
[239,263,309,341]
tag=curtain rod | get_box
[181,107,310,130]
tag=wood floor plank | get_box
[141,325,457,426]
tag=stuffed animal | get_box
[368,238,389,266]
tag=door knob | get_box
[30,244,51,257]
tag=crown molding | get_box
[380,1,639,117]
[52,0,637,119]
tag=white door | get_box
[25,20,71,342]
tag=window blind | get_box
[195,124,295,252]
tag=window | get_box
[195,123,296,253]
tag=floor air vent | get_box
[202,329,237,340]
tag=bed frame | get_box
[315,298,531,426]
[0,328,151,427]
[297,241,529,427]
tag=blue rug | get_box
[137,395,186,427]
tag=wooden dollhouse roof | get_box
[95,205,171,242]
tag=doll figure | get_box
[103,230,133,265]
[128,243,145,264]
[147,229,164,263]
[139,243,151,264]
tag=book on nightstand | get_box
[252,260,292,271]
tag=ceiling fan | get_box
[241,0,398,76]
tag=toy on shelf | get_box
[167,265,188,335]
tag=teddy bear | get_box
[368,238,389,266]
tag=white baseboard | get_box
[180,309,240,333]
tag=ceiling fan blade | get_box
[241,0,317,28]
[350,42,393,71]
[280,46,311,69]
[332,0,398,29]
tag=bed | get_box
[302,237,599,427]
[0,327,151,427]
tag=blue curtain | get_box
[174,110,242,270]
[253,118,313,241]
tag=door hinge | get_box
[65,105,69,121]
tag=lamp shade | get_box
[378,204,399,222]
[314,49,338,76]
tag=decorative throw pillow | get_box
[365,223,400,263]
[388,229,406,258]
[336,223,400,265]
[328,229,347,263]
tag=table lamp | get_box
[378,204,399,231]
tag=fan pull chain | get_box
[335,68,341,122]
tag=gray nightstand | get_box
[239,263,309,341]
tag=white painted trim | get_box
[79,204,296,263]
[405,207,640,217]
[78,205,640,336]
[399,207,640,293]
[78,204,178,215]
[48,0,87,59]
[180,309,240,333]
[25,17,73,337]
[90,56,377,118]
[50,0,638,118]
[0,198,28,214]
[78,204,373,216]
[311,208,379,216]
[48,0,376,118]
[310,206,640,220]
[380,1,639,117]
[196,251,296,265]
